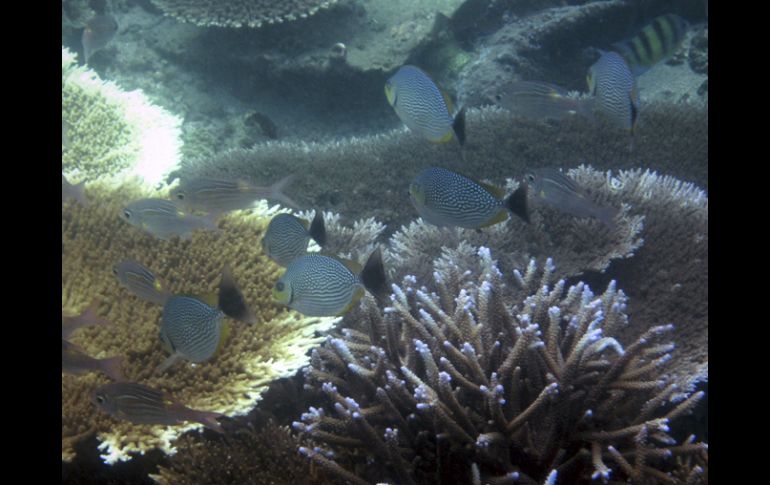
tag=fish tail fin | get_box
[269,174,301,209]
[453,107,467,146]
[100,356,125,381]
[360,247,388,302]
[308,210,327,247]
[505,184,530,223]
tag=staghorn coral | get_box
[295,210,387,264]
[294,248,707,484]
[152,420,333,485]
[62,47,182,188]
[62,180,339,463]
[149,0,339,28]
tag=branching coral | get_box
[62,180,339,463]
[294,247,707,484]
[149,0,339,28]
[62,46,182,188]
[152,420,333,485]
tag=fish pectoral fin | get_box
[156,353,181,374]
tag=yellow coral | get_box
[61,47,182,188]
[62,180,339,463]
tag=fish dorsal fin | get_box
[337,287,365,316]
[477,180,506,199]
[196,291,218,308]
[335,257,362,275]
[440,87,454,114]
[299,217,310,230]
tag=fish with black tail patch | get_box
[409,167,529,229]
[273,248,388,317]
[262,211,326,266]
[587,51,639,134]
[218,264,257,325]
[385,65,466,146]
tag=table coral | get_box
[62,181,339,463]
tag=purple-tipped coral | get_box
[295,247,707,484]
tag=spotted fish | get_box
[273,249,387,317]
[587,51,639,133]
[385,65,466,145]
[261,212,326,267]
[409,167,529,228]
[92,381,223,433]
[157,295,228,373]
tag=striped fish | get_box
[273,249,387,317]
[612,14,690,76]
[92,381,223,433]
[525,168,618,229]
[496,81,593,122]
[62,301,111,339]
[587,51,639,133]
[385,65,466,145]
[157,295,228,373]
[113,260,171,305]
[63,339,124,381]
[409,167,529,228]
[121,198,218,240]
[170,174,299,214]
[261,212,326,267]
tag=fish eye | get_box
[95,395,105,404]
[175,192,185,200]
[525,174,535,183]
[112,266,119,275]
[123,210,132,219]
[275,282,285,292]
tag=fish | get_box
[587,50,639,133]
[92,381,224,433]
[63,339,125,381]
[62,301,111,339]
[495,81,594,122]
[170,174,300,215]
[157,295,228,373]
[245,111,278,139]
[113,260,171,306]
[385,65,466,146]
[82,14,118,63]
[524,168,618,229]
[120,198,219,240]
[409,167,529,229]
[218,264,257,325]
[62,174,88,206]
[273,248,387,317]
[612,14,690,76]
[261,211,327,267]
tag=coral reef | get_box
[152,420,332,485]
[294,248,707,484]
[175,105,708,229]
[62,47,182,188]
[150,0,339,29]
[62,180,339,463]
